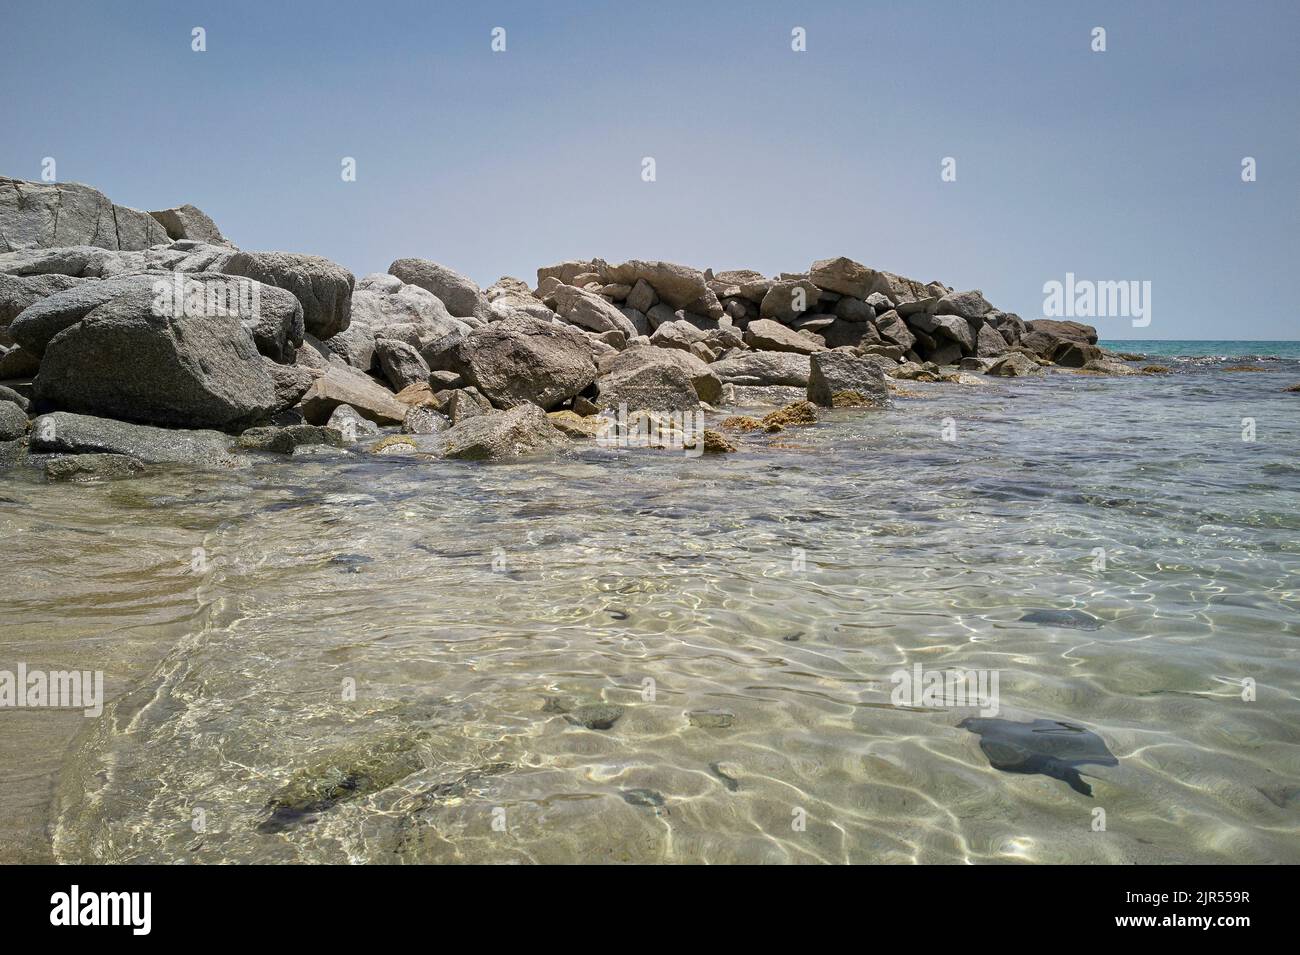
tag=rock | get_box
[686,708,737,728]
[875,310,917,351]
[547,410,606,438]
[222,251,354,339]
[1051,340,1104,368]
[1029,319,1098,345]
[388,258,489,321]
[326,403,380,440]
[721,414,779,433]
[0,176,169,251]
[759,279,820,323]
[604,344,722,404]
[807,351,888,407]
[1141,365,1171,374]
[564,702,624,731]
[960,356,997,373]
[729,384,809,406]
[649,319,706,352]
[29,411,239,467]
[323,320,376,371]
[298,365,408,425]
[148,204,230,245]
[603,260,721,318]
[975,322,1009,358]
[713,269,772,304]
[934,289,994,321]
[820,319,877,350]
[700,430,736,454]
[809,256,873,298]
[0,273,87,341]
[832,296,874,323]
[449,316,598,410]
[984,311,1028,344]
[238,424,344,454]
[1082,359,1140,375]
[10,273,164,356]
[543,282,635,337]
[0,384,29,410]
[928,341,964,366]
[438,403,568,461]
[743,318,826,355]
[0,400,27,440]
[867,271,940,308]
[762,400,818,428]
[35,304,283,430]
[625,278,658,314]
[986,352,1043,377]
[401,405,450,435]
[709,351,811,387]
[351,272,465,334]
[44,452,145,481]
[368,435,420,456]
[445,386,493,424]
[375,337,431,391]
[262,359,317,409]
[597,356,701,413]
[0,345,39,377]
[907,313,975,352]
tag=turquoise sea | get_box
[1101,340,1300,360]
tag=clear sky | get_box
[3,0,1297,339]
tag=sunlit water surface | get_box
[2,359,1298,864]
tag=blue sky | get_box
[3,0,1297,339]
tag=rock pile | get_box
[0,176,1134,472]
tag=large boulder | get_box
[1029,319,1098,345]
[297,364,407,425]
[29,411,240,467]
[10,271,303,363]
[603,260,722,318]
[221,251,353,339]
[438,403,568,461]
[596,354,701,413]
[351,272,465,334]
[0,176,169,251]
[388,258,489,321]
[0,273,87,342]
[1050,340,1104,368]
[866,271,939,308]
[34,303,282,430]
[0,400,26,440]
[449,315,598,410]
[743,318,826,355]
[542,282,636,337]
[975,322,1010,358]
[809,256,873,298]
[875,310,917,351]
[807,351,889,407]
[709,350,811,387]
[603,344,722,404]
[375,337,431,391]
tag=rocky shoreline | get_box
[1,176,1156,479]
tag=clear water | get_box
[2,353,1298,864]
[1101,340,1300,360]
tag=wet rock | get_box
[700,429,736,454]
[547,410,606,438]
[686,708,736,728]
[1019,608,1102,631]
[807,351,888,407]
[1141,365,1171,374]
[986,352,1043,377]
[564,702,624,730]
[438,403,568,461]
[369,435,420,456]
[238,424,344,454]
[762,400,818,428]
[29,411,238,467]
[257,733,427,833]
[326,403,380,440]
[44,452,145,481]
[222,250,354,339]
[959,717,1117,797]
[720,414,780,434]
[1082,358,1140,376]
[621,788,665,809]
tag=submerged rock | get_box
[44,452,145,482]
[1019,609,1102,631]
[257,733,427,833]
[959,717,1118,797]
[564,702,624,730]
[438,403,568,461]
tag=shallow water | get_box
[3,358,1298,864]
